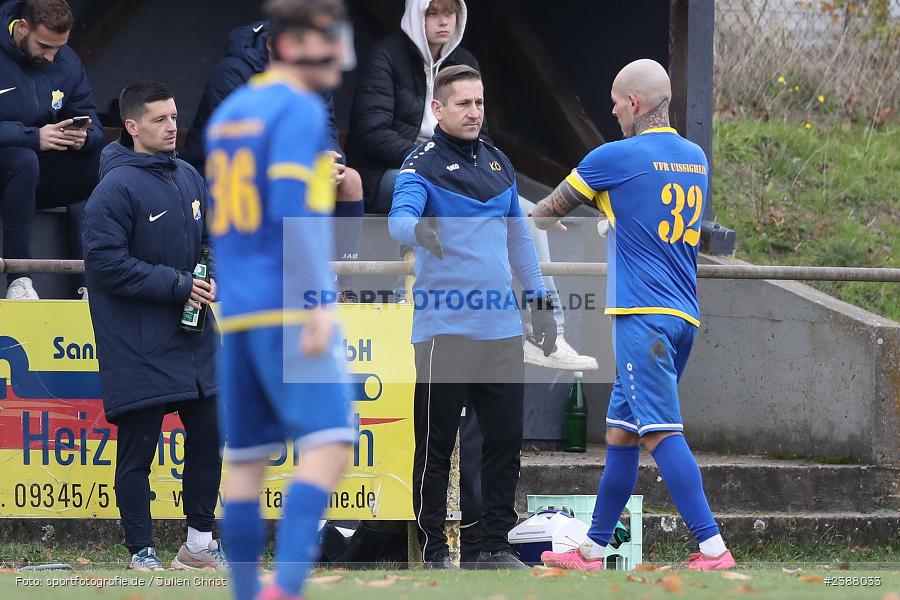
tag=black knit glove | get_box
[528,295,557,357]
[414,215,444,259]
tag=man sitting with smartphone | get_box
[0,0,103,299]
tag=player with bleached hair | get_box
[531,58,735,571]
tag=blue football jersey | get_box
[568,127,708,326]
[205,72,337,329]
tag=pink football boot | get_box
[540,548,605,570]
[686,549,737,570]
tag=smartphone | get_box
[66,116,90,130]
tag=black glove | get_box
[415,215,444,259]
[528,294,558,357]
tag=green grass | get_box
[713,117,900,321]
[3,539,895,572]
[0,568,898,600]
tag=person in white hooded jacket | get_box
[346,0,481,212]
[347,0,597,371]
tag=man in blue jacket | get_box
[184,19,363,301]
[389,65,556,569]
[83,82,224,573]
[0,0,102,299]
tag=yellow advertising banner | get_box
[0,301,414,520]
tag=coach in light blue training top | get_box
[388,97,548,345]
[388,64,556,570]
[531,58,735,571]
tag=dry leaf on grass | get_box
[737,584,758,594]
[414,580,438,588]
[874,107,892,128]
[626,574,647,584]
[881,592,900,600]
[657,573,683,594]
[356,578,397,588]
[308,575,344,585]
[658,565,673,571]
[121,595,145,600]
[636,563,659,571]
[781,567,803,574]
[530,566,567,579]
[721,572,752,581]
[609,584,621,592]
[73,557,92,566]
[0,569,17,574]
[799,575,824,583]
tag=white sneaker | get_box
[524,334,599,370]
[6,277,39,300]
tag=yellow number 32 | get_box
[658,183,703,246]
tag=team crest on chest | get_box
[192,199,201,221]
[50,90,64,110]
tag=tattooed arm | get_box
[529,178,596,230]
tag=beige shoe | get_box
[170,539,227,571]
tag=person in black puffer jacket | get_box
[345,0,487,213]
[83,82,224,573]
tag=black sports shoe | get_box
[425,552,459,569]
[475,549,530,570]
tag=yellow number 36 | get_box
[206,148,262,236]
[658,183,703,246]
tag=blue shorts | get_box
[606,313,696,436]
[218,325,354,463]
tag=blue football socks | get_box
[652,434,721,544]
[222,499,266,600]
[587,444,641,546]
[273,481,330,596]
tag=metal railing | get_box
[2,259,899,283]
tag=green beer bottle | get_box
[180,248,210,333]
[563,371,587,452]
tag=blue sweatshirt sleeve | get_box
[83,177,193,303]
[506,184,547,298]
[0,120,40,149]
[388,170,428,245]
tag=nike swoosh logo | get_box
[253,24,264,33]
[0,87,16,95]
[149,210,167,222]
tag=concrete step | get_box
[518,447,900,514]
[642,511,900,548]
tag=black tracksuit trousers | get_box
[412,334,524,562]
[113,393,222,555]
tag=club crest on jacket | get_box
[51,90,64,110]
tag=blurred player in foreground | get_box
[205,0,353,598]
[531,59,735,571]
